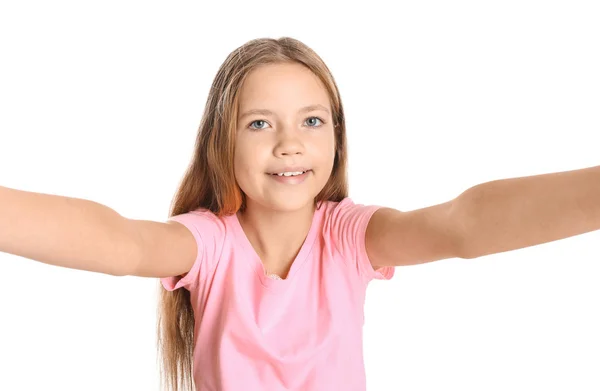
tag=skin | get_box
[234,62,336,278]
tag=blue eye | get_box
[305,117,325,127]
[248,116,326,130]
[249,119,268,130]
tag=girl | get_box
[1,36,599,391]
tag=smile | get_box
[267,170,311,184]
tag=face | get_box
[234,62,336,213]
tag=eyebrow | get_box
[238,104,331,120]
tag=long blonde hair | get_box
[156,36,350,391]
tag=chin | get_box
[266,194,316,212]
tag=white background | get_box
[1,1,599,390]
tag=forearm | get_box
[455,165,600,259]
[0,185,139,276]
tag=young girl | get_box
[1,36,599,391]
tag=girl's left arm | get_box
[456,164,600,259]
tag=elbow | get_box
[451,188,481,260]
[113,219,145,277]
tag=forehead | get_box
[237,63,330,112]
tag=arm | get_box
[455,165,600,259]
[366,200,468,268]
[0,185,140,276]
[365,164,600,268]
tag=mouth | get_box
[266,169,312,184]
[267,169,312,177]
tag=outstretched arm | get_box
[455,164,600,259]
[366,165,600,268]
[0,185,140,276]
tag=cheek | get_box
[319,135,336,163]
[233,144,251,183]
[234,139,253,166]
[234,144,263,183]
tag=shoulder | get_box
[321,197,382,251]
[171,207,227,228]
[160,207,231,291]
[322,197,381,228]
[168,207,230,252]
[320,197,395,282]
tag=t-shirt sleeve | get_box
[328,198,395,283]
[160,209,223,292]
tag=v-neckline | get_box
[231,206,322,290]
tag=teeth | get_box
[276,171,306,177]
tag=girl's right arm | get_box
[0,185,196,278]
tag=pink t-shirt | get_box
[160,197,395,391]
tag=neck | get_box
[237,199,316,271]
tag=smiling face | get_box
[234,62,336,213]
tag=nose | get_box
[273,127,304,157]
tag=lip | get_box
[268,170,311,184]
[266,167,311,175]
